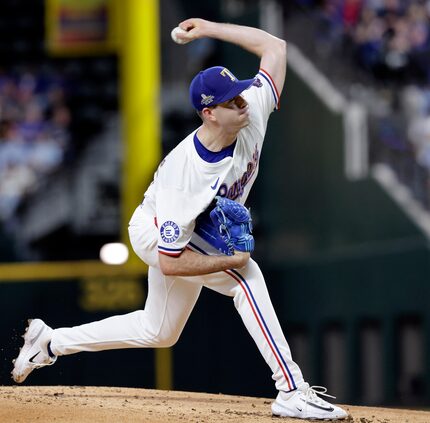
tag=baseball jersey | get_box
[142,68,280,257]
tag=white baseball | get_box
[171,27,189,45]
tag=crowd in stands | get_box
[0,69,71,222]
[295,0,430,206]
[308,0,430,84]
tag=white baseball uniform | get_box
[49,68,305,394]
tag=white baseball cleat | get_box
[11,319,57,383]
[272,384,349,420]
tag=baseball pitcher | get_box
[12,18,348,420]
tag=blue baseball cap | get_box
[189,66,255,111]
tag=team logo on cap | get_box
[201,94,214,106]
[160,221,180,243]
[220,68,236,81]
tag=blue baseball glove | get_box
[209,196,254,256]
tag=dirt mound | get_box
[0,386,428,422]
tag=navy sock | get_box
[47,341,55,358]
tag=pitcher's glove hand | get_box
[209,196,254,256]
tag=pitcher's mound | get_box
[1,386,429,422]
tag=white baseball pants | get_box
[50,205,305,393]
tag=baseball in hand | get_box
[171,27,189,44]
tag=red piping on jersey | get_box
[158,250,182,257]
[259,67,280,109]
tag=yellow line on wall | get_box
[0,260,147,282]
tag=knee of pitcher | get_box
[156,334,180,348]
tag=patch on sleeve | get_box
[252,77,263,88]
[258,69,280,109]
[160,221,180,243]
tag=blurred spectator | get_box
[48,105,71,147]
[0,161,37,221]
[296,0,430,207]
[308,0,430,84]
[308,0,430,99]
[315,0,346,55]
[0,68,72,223]
[353,6,385,71]
[343,0,363,30]
[404,87,430,170]
[18,101,45,142]
[409,113,430,167]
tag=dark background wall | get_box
[1,0,430,410]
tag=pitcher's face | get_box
[208,95,250,130]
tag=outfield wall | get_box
[252,55,430,406]
[1,3,430,408]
